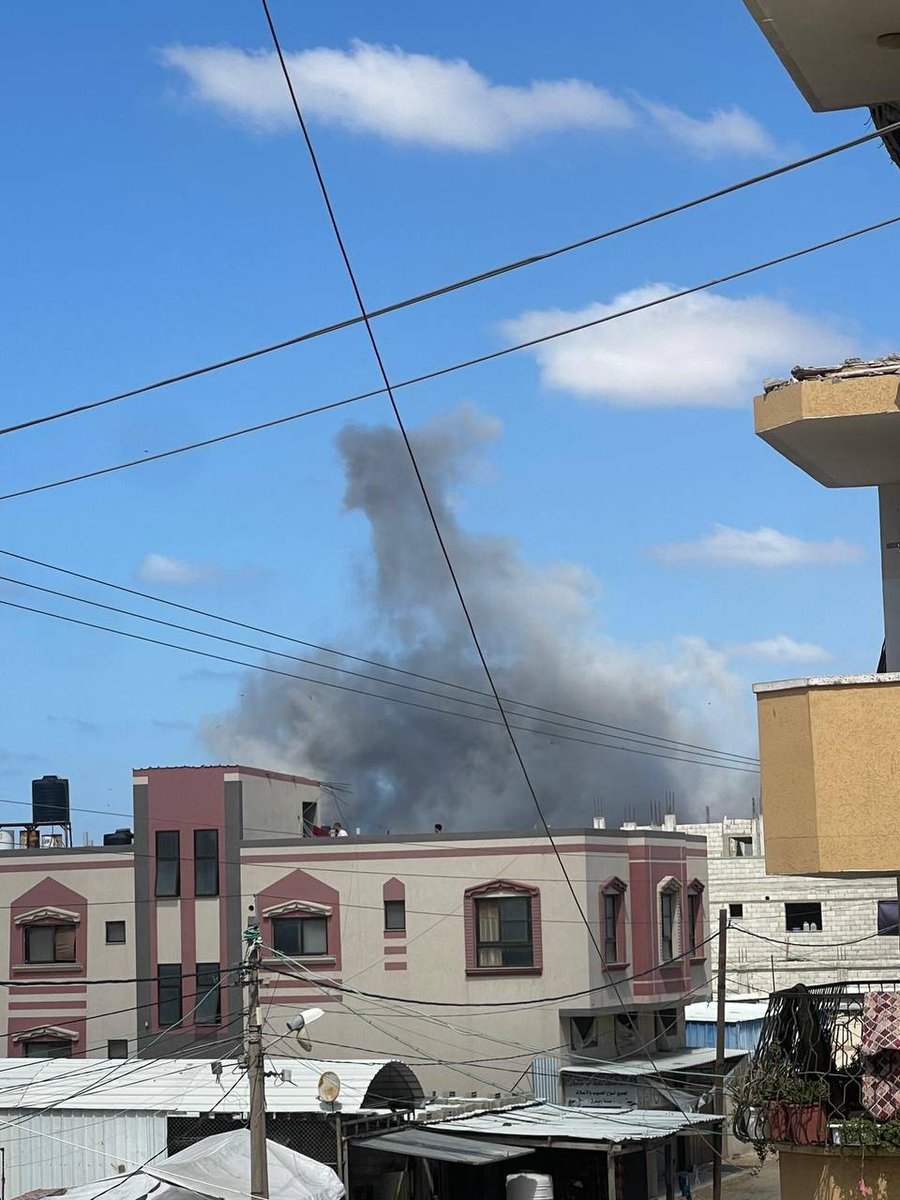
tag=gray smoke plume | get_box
[203,405,751,831]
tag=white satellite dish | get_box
[318,1070,341,1104]
[286,1006,325,1052]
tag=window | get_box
[688,891,702,953]
[475,895,533,968]
[728,903,744,919]
[158,963,183,1027]
[25,924,75,964]
[107,1039,128,1059]
[195,963,221,1025]
[656,1008,679,1051]
[878,900,899,936]
[785,901,822,932]
[272,916,328,957]
[105,921,126,945]
[155,831,180,898]
[660,891,677,961]
[603,892,620,964]
[615,1012,639,1055]
[384,899,406,931]
[570,1016,599,1051]
[24,1041,72,1058]
[729,836,754,857]
[194,830,219,897]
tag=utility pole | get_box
[246,914,269,1200]
[712,908,728,1200]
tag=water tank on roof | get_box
[103,828,134,846]
[0,830,15,851]
[32,776,70,826]
[507,1175,554,1200]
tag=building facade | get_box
[0,764,709,1097]
[673,815,900,996]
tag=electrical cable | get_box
[258,0,724,1134]
[263,928,719,1007]
[3,119,898,440]
[729,923,886,949]
[0,570,756,770]
[0,547,758,766]
[0,595,760,774]
[0,213,895,505]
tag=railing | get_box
[732,981,900,1149]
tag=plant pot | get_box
[745,1107,768,1141]
[767,1102,828,1145]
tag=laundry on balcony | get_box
[860,992,900,1121]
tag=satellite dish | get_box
[318,1071,341,1104]
[286,1007,325,1052]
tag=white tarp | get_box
[56,1131,343,1200]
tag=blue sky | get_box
[1,1,896,833]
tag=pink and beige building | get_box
[0,764,708,1095]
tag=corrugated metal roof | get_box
[433,1104,718,1145]
[0,1058,416,1115]
[559,1047,746,1078]
[354,1128,534,1165]
[685,1001,768,1025]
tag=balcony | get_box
[754,674,900,876]
[732,981,900,1197]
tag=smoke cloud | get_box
[203,406,751,831]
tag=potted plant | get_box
[834,1117,900,1149]
[731,1056,829,1146]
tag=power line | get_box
[1,213,897,506]
[0,594,759,773]
[0,547,758,765]
[3,120,898,440]
[258,0,741,1135]
[0,569,756,771]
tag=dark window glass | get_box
[193,829,219,897]
[603,892,620,964]
[24,1040,72,1058]
[878,900,899,935]
[660,891,677,961]
[728,903,744,919]
[384,900,406,931]
[155,831,180,897]
[688,892,701,952]
[570,1016,598,1051]
[25,924,75,964]
[272,916,328,957]
[158,963,183,1027]
[107,1039,128,1059]
[105,921,126,945]
[195,962,221,1025]
[784,901,822,932]
[474,895,533,968]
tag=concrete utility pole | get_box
[712,907,728,1200]
[246,919,269,1200]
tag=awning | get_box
[353,1128,534,1166]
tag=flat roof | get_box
[754,673,900,694]
[242,827,708,849]
[133,765,322,786]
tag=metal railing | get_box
[732,981,900,1148]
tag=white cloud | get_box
[728,635,831,664]
[637,98,778,158]
[650,525,865,569]
[501,285,852,407]
[137,553,222,587]
[159,42,773,157]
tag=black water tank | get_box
[32,776,70,826]
[103,828,134,846]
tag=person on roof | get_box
[330,822,349,838]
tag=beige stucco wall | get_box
[780,1148,900,1199]
[241,832,708,1097]
[237,772,322,840]
[0,848,135,1055]
[757,678,900,876]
